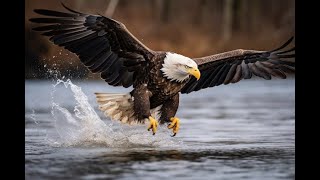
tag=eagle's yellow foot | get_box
[147,116,158,135]
[168,117,180,137]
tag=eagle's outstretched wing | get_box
[29,3,155,88]
[181,37,295,94]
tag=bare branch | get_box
[105,0,119,18]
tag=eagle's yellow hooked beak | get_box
[188,67,201,80]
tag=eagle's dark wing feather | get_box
[30,3,154,88]
[181,37,295,94]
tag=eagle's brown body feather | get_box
[131,52,186,123]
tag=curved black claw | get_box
[171,133,177,137]
[148,128,155,135]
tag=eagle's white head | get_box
[161,52,201,82]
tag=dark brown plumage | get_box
[30,3,295,136]
[182,37,295,93]
[30,3,154,88]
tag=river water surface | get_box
[25,78,295,179]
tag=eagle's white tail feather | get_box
[151,105,162,120]
[95,92,161,125]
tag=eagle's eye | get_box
[185,65,190,69]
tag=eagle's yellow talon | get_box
[148,116,158,135]
[168,117,180,136]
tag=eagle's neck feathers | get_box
[160,52,197,83]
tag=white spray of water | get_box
[30,109,39,124]
[47,79,183,148]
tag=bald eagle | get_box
[30,3,295,136]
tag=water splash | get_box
[48,79,182,148]
[30,109,39,124]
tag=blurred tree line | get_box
[25,0,295,79]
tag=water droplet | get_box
[30,109,39,124]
